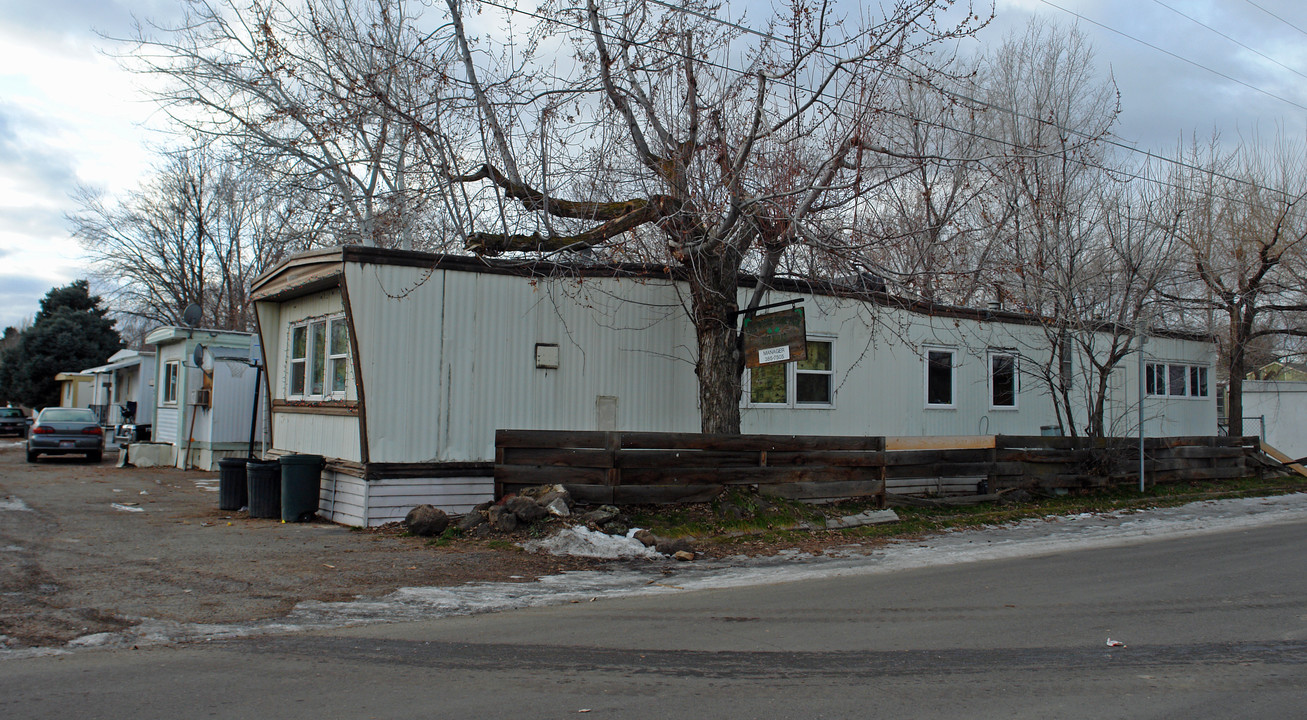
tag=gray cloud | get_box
[0,103,82,194]
[0,204,74,240]
[0,273,61,328]
[980,0,1307,153]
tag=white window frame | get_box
[988,350,1019,410]
[162,361,180,405]
[1189,365,1209,398]
[743,337,836,409]
[287,315,349,401]
[289,324,308,397]
[1146,362,1209,399]
[328,320,350,395]
[924,346,957,409]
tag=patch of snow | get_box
[521,526,663,560]
[110,503,144,513]
[67,633,119,648]
[0,497,31,512]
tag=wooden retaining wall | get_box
[495,430,1263,505]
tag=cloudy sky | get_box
[1,0,1306,331]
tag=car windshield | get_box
[0,408,22,418]
[39,408,97,423]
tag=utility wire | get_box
[1243,0,1307,39]
[467,0,1302,211]
[1151,0,1307,82]
[638,0,1305,205]
[1037,0,1307,112]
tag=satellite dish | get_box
[182,303,202,328]
[192,343,207,370]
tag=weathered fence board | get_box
[495,431,1263,505]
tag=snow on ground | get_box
[521,526,664,559]
[8,492,1307,657]
[0,497,31,512]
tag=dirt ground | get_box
[0,441,615,650]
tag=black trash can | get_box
[217,457,248,511]
[279,454,324,523]
[246,459,281,519]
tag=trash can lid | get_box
[279,454,325,466]
[218,457,247,468]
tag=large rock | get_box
[456,510,488,533]
[506,496,548,524]
[404,504,449,537]
[654,536,696,556]
[536,487,573,509]
[520,484,566,500]
[544,498,571,517]
[579,505,620,526]
[488,505,519,533]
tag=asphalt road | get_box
[4,514,1305,719]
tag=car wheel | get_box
[26,450,38,463]
[88,451,102,463]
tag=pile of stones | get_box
[403,484,696,559]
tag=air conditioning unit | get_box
[191,388,212,408]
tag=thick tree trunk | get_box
[688,256,742,435]
[1225,306,1253,438]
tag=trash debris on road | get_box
[1105,638,1127,647]
[110,503,144,513]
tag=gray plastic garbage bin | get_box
[279,454,324,523]
[218,457,248,511]
[246,459,281,519]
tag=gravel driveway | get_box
[0,441,601,651]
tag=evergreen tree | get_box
[0,281,121,408]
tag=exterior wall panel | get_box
[271,412,361,461]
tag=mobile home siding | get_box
[271,413,361,461]
[343,263,699,464]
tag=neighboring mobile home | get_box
[81,348,156,429]
[144,326,268,471]
[55,372,94,410]
[1241,379,1307,460]
[251,246,1217,527]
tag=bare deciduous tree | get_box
[71,146,317,330]
[974,19,1124,436]
[1164,132,1307,436]
[415,0,988,433]
[122,0,441,249]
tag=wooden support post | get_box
[604,431,621,504]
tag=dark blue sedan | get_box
[26,408,105,463]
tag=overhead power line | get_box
[1151,0,1307,82]
[1038,0,1307,112]
[465,0,1301,210]
[1243,0,1307,39]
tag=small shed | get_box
[143,327,268,471]
[251,246,1219,527]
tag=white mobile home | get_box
[81,348,156,428]
[1241,380,1307,460]
[144,327,268,471]
[251,246,1217,527]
